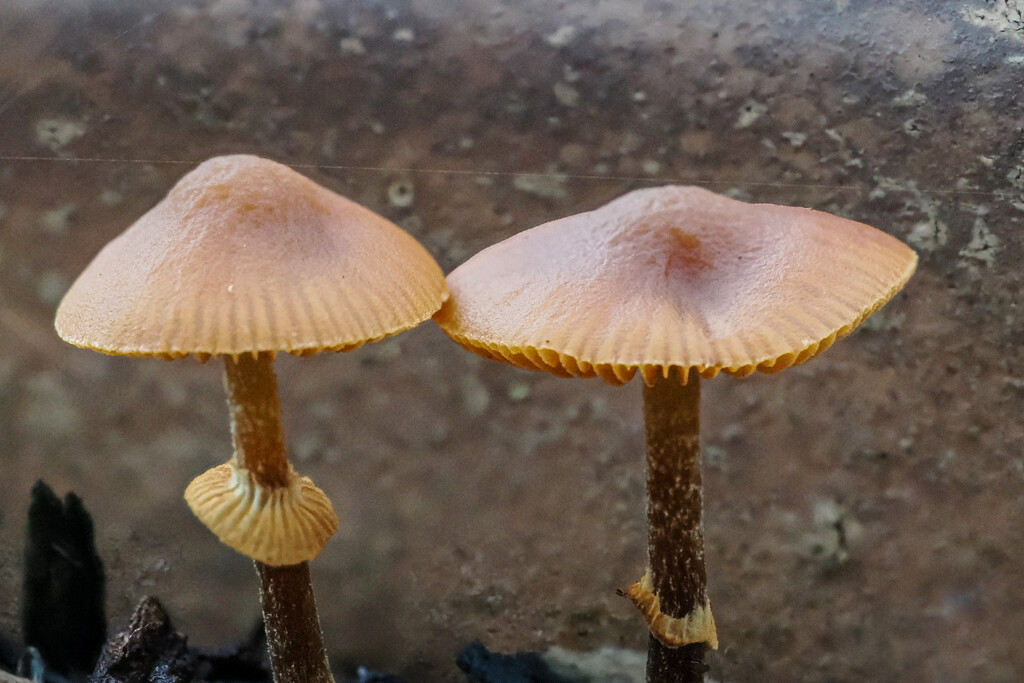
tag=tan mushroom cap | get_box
[435,185,917,385]
[185,461,339,566]
[55,155,448,359]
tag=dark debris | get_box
[456,641,574,683]
[89,596,270,683]
[21,481,106,679]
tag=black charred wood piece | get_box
[21,480,106,679]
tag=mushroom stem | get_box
[224,352,291,488]
[223,352,334,683]
[643,372,708,683]
[257,562,334,683]
[646,633,708,683]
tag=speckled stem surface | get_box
[223,352,334,683]
[257,561,334,683]
[646,633,709,682]
[643,374,707,683]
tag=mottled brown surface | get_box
[642,376,708,682]
[1,1,1022,681]
[257,561,333,683]
[642,377,706,638]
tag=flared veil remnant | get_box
[184,462,338,567]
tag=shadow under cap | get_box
[435,185,917,385]
[55,154,449,359]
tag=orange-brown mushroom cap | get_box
[434,186,916,385]
[55,155,448,358]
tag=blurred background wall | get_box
[0,0,1022,680]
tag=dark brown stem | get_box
[646,634,709,682]
[257,562,334,683]
[643,372,707,683]
[223,352,334,683]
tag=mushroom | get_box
[55,155,448,683]
[433,186,916,682]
